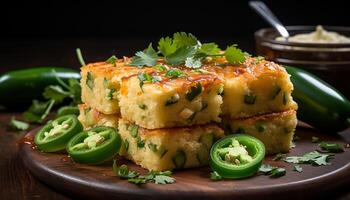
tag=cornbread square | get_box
[118,118,225,171]
[224,110,298,154]
[80,61,139,114]
[119,69,223,129]
[205,57,298,119]
[78,104,119,129]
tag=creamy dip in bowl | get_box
[255,26,350,98]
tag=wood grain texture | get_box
[18,123,350,200]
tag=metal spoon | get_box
[249,1,290,39]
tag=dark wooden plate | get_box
[19,125,350,200]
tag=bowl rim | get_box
[255,25,350,47]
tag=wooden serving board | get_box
[19,125,350,200]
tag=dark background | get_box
[1,0,350,72]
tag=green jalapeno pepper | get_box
[285,66,350,132]
[210,134,265,179]
[0,67,80,109]
[34,115,83,152]
[67,126,121,164]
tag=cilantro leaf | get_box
[185,57,202,68]
[23,99,55,123]
[196,43,221,57]
[270,167,286,178]
[130,43,159,67]
[224,45,246,64]
[283,151,334,166]
[137,72,162,91]
[154,175,175,184]
[293,165,303,173]
[210,171,223,181]
[166,46,196,65]
[9,117,29,131]
[259,164,286,178]
[113,160,139,179]
[259,164,274,174]
[158,37,177,57]
[43,85,70,104]
[319,141,344,153]
[165,68,187,78]
[173,32,198,48]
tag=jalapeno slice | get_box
[34,115,83,152]
[210,134,265,179]
[67,126,121,164]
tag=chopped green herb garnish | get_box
[244,93,256,104]
[106,55,118,66]
[137,72,161,91]
[153,64,167,72]
[273,153,286,161]
[138,104,147,110]
[271,86,281,99]
[224,45,246,64]
[165,94,180,106]
[107,88,116,100]
[130,43,159,67]
[137,137,145,148]
[319,141,344,153]
[210,171,223,181]
[9,117,29,131]
[293,165,303,173]
[283,92,289,105]
[130,32,247,69]
[283,151,333,166]
[23,99,55,123]
[129,124,139,138]
[86,72,94,90]
[165,68,187,78]
[43,85,70,104]
[186,82,202,101]
[259,164,286,178]
[113,160,175,185]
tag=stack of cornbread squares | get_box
[78,56,298,171]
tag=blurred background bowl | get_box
[255,26,350,98]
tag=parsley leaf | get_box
[113,160,139,179]
[9,117,29,131]
[225,45,246,64]
[210,171,223,181]
[153,64,168,72]
[130,43,159,67]
[319,141,344,153]
[293,165,303,173]
[158,37,177,57]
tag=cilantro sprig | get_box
[129,32,247,68]
[113,160,175,185]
